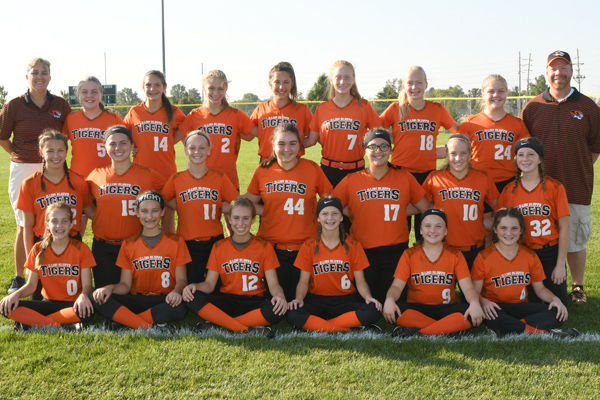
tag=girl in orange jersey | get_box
[163,130,239,284]
[183,197,286,338]
[304,60,382,188]
[63,76,125,237]
[383,209,483,338]
[1,203,95,330]
[124,70,186,233]
[177,70,257,190]
[250,62,312,161]
[90,191,190,330]
[87,126,166,288]
[471,207,577,337]
[332,129,430,303]
[458,74,529,193]
[422,134,499,269]
[286,195,381,332]
[17,129,95,300]
[245,123,332,300]
[496,138,569,306]
[380,66,459,241]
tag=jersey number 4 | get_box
[154,136,168,152]
[284,198,304,215]
[494,144,512,160]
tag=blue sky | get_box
[2,0,599,101]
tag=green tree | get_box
[0,85,7,109]
[188,88,202,104]
[372,78,401,114]
[60,90,69,101]
[467,88,482,115]
[306,73,329,112]
[426,86,465,121]
[529,75,548,96]
[170,84,188,104]
[233,93,261,116]
[115,88,142,117]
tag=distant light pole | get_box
[162,0,166,75]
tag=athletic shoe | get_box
[570,287,587,304]
[154,323,176,334]
[248,326,275,339]
[392,326,422,338]
[549,328,580,338]
[486,327,504,339]
[446,330,464,339]
[61,323,83,332]
[353,324,384,334]
[103,320,126,331]
[7,276,25,294]
[13,322,30,332]
[192,321,218,334]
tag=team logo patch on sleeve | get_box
[570,110,584,120]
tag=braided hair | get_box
[35,202,73,269]
[38,129,74,192]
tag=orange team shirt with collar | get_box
[207,236,279,297]
[294,235,369,297]
[178,107,256,189]
[24,239,96,302]
[394,244,470,305]
[496,176,569,248]
[17,170,93,237]
[380,101,455,171]
[250,100,313,159]
[472,244,545,303]
[63,110,125,177]
[247,159,332,245]
[332,168,426,248]
[162,169,239,241]
[124,103,186,180]
[309,98,382,162]
[117,231,191,295]
[458,112,530,182]
[86,164,166,241]
[422,168,499,248]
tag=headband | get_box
[364,129,392,146]
[515,139,544,159]
[104,125,134,143]
[137,192,165,208]
[317,197,344,216]
[421,208,447,226]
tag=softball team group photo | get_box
[0,50,597,340]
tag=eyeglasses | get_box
[365,143,390,152]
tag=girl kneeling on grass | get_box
[471,207,578,338]
[90,191,190,331]
[182,197,286,338]
[286,195,382,332]
[383,209,483,338]
[0,203,95,330]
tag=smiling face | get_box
[420,214,447,245]
[41,139,67,170]
[331,65,355,96]
[274,130,299,167]
[46,208,73,241]
[446,138,471,175]
[483,80,507,112]
[185,134,211,165]
[137,199,164,233]
[494,216,522,247]
[269,71,293,103]
[204,77,227,107]
[143,73,166,102]
[403,69,427,102]
[27,61,51,94]
[78,80,102,111]
[546,58,573,94]
[365,138,391,168]
[105,132,133,163]
[516,147,541,175]
[318,206,342,232]
[228,205,255,241]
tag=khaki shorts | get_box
[8,161,43,227]
[568,203,592,253]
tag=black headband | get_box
[137,192,165,208]
[104,125,134,143]
[364,129,392,146]
[317,197,344,216]
[422,208,447,226]
[515,139,544,159]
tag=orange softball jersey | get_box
[117,231,191,295]
[207,236,279,297]
[294,235,369,297]
[458,112,530,182]
[162,169,239,240]
[394,244,470,305]
[24,239,96,302]
[380,101,455,171]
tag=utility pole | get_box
[526,53,531,95]
[518,52,522,114]
[162,0,166,75]
[201,63,204,104]
[573,48,585,92]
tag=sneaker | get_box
[549,328,580,338]
[154,323,176,334]
[570,287,587,304]
[353,324,384,334]
[392,326,422,338]
[446,330,464,339]
[103,320,126,331]
[486,327,504,339]
[13,322,30,332]
[247,326,275,339]
[192,321,218,334]
[7,276,26,294]
[61,323,83,332]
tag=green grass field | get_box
[1,132,599,399]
